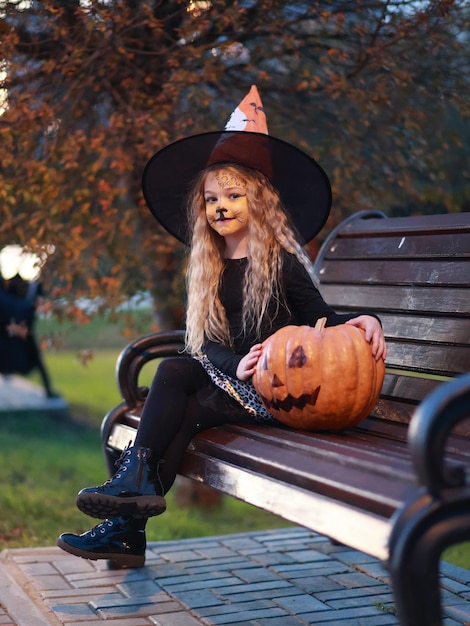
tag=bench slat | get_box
[381,373,444,403]
[378,314,469,343]
[339,213,470,236]
[318,259,470,286]
[321,233,470,259]
[319,284,470,314]
[186,424,416,517]
[384,342,469,376]
[179,448,393,560]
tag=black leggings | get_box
[134,356,253,494]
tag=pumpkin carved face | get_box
[252,318,385,431]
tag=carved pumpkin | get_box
[253,317,385,431]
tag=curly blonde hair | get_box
[185,163,316,355]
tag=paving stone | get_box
[19,562,59,576]
[354,618,398,626]
[147,563,187,578]
[273,562,351,579]
[185,557,246,574]
[43,590,123,606]
[68,569,149,588]
[329,571,382,589]
[28,574,72,591]
[250,552,296,566]
[199,605,288,624]
[157,571,241,586]
[158,550,205,563]
[167,589,222,609]
[210,579,293,596]
[161,575,244,593]
[444,602,470,622]
[118,579,164,598]
[300,605,393,623]
[443,618,465,626]
[194,547,236,559]
[197,598,277,618]
[334,549,381,566]
[441,576,470,594]
[67,620,150,626]
[90,592,171,611]
[149,612,204,625]
[327,591,395,610]
[256,529,308,542]
[220,585,301,603]
[321,616,398,626]
[219,537,264,551]
[441,562,470,584]
[358,561,391,583]
[314,584,393,603]
[283,549,333,563]
[97,599,183,619]
[47,601,101,622]
[231,566,284,584]
[288,574,344,595]
[272,592,329,614]
[256,617,306,626]
[53,558,100,575]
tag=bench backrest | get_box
[312,210,470,429]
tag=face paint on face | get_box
[215,171,244,189]
[204,169,250,249]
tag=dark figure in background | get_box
[0,273,55,398]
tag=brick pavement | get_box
[1,527,470,625]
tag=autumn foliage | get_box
[0,0,468,326]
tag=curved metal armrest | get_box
[312,209,386,279]
[408,373,470,497]
[116,329,186,408]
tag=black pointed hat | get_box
[142,86,331,245]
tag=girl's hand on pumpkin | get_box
[345,315,387,362]
[236,343,262,381]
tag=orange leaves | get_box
[98,180,112,194]
[70,225,84,239]
[0,0,467,327]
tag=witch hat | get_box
[142,86,331,245]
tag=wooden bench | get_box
[101,210,470,626]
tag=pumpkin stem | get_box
[314,317,327,331]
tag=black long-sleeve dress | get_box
[134,253,361,494]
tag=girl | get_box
[57,88,386,568]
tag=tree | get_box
[1,0,468,327]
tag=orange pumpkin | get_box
[253,317,385,431]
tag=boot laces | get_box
[89,519,114,538]
[103,445,132,484]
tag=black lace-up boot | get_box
[57,516,147,568]
[76,445,166,519]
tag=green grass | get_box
[36,307,156,351]
[1,310,468,571]
[35,309,160,422]
[0,411,104,548]
[1,309,292,550]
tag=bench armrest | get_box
[312,209,386,280]
[408,373,470,496]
